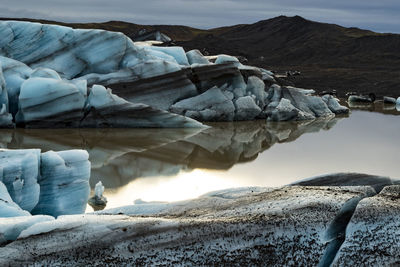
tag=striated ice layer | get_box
[0,21,188,82]
[16,77,87,127]
[32,150,91,217]
[82,85,204,128]
[0,21,147,79]
[0,149,41,212]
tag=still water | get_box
[1,102,399,211]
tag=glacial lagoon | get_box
[1,104,399,213]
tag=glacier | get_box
[0,20,349,128]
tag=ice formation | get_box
[0,149,91,218]
[88,181,108,210]
[0,20,349,128]
[94,181,105,198]
[186,50,210,65]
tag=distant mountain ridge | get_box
[1,16,399,97]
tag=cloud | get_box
[0,0,399,33]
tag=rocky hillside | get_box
[178,16,400,97]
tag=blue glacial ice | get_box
[32,150,91,217]
[0,149,91,218]
[0,21,185,80]
[145,46,190,65]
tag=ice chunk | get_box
[88,181,107,210]
[0,149,41,212]
[383,96,396,104]
[267,98,314,121]
[307,96,335,117]
[234,96,262,121]
[170,86,235,121]
[348,94,375,103]
[322,95,349,115]
[145,46,189,65]
[246,76,267,108]
[281,86,334,118]
[186,50,210,65]
[32,150,90,217]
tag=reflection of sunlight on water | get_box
[101,169,241,209]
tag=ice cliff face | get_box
[0,21,348,128]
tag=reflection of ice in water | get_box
[2,108,400,211]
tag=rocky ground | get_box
[1,173,399,266]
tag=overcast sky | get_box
[0,0,399,33]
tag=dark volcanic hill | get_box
[177,16,400,97]
[1,16,400,97]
